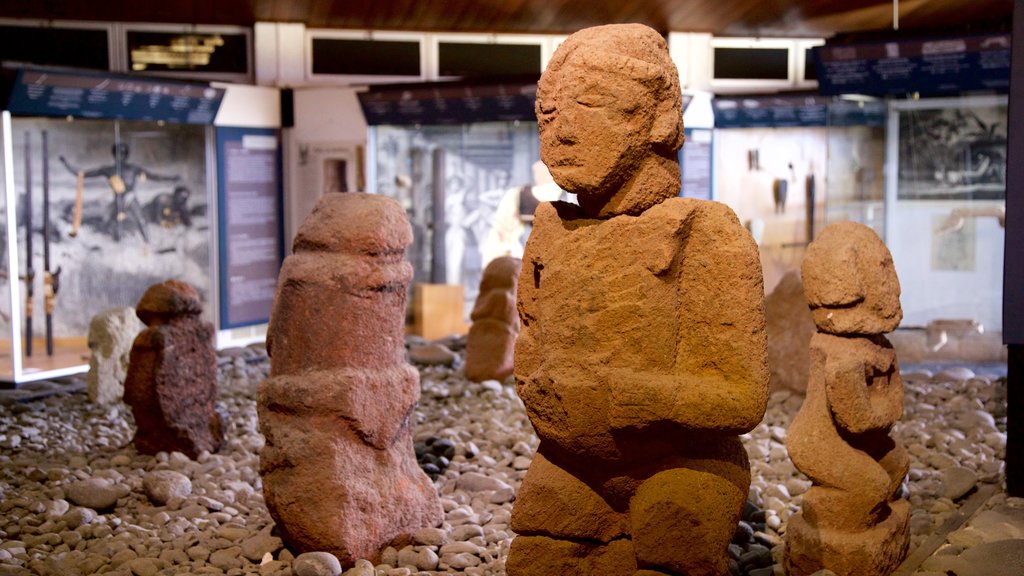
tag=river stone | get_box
[65,478,120,511]
[408,343,457,366]
[942,466,978,501]
[293,551,343,576]
[142,470,192,505]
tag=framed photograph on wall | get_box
[894,96,1008,201]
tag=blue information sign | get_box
[712,95,885,129]
[358,79,538,126]
[6,68,224,124]
[815,34,1011,97]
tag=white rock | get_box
[456,471,511,492]
[451,524,484,541]
[293,551,343,576]
[65,478,120,510]
[441,551,482,569]
[942,466,978,501]
[412,527,447,546]
[397,546,439,571]
[142,470,192,505]
[342,559,376,576]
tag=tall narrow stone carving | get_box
[123,280,223,458]
[88,306,145,405]
[258,193,442,565]
[508,24,769,576]
[465,255,522,382]
[785,221,910,576]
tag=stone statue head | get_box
[136,279,202,325]
[802,222,902,335]
[535,24,684,218]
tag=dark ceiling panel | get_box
[0,0,1013,37]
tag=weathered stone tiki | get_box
[258,193,442,565]
[765,271,816,394]
[123,280,223,458]
[785,221,910,576]
[87,306,145,405]
[507,24,769,576]
[465,255,522,382]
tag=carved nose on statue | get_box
[551,120,575,145]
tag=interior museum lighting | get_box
[130,34,225,71]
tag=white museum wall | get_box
[714,127,829,293]
[286,87,368,250]
[885,96,1008,332]
[888,201,1005,331]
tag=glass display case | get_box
[822,104,887,236]
[1,114,214,383]
[370,120,540,317]
[884,95,1007,332]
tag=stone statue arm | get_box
[607,199,769,435]
[788,340,908,503]
[471,287,514,320]
[790,397,906,504]
[607,367,768,435]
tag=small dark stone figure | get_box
[123,280,223,459]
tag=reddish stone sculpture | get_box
[465,256,522,382]
[765,271,816,394]
[258,193,442,565]
[507,24,769,576]
[123,280,223,459]
[785,221,910,576]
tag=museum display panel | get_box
[0,115,214,382]
[885,95,1008,335]
[370,120,540,318]
[0,66,284,383]
[822,102,887,236]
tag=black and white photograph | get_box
[897,100,1008,200]
[1,117,212,341]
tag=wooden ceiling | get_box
[0,0,1013,38]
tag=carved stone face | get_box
[534,24,684,217]
[802,222,903,335]
[537,53,655,200]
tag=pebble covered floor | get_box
[0,337,1014,576]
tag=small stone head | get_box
[480,256,522,293]
[802,222,902,335]
[293,193,412,259]
[136,280,203,326]
[535,24,684,217]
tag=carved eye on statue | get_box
[574,93,614,109]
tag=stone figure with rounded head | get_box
[507,24,769,576]
[785,221,911,576]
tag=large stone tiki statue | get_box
[785,222,910,576]
[507,24,769,576]
[258,193,442,565]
